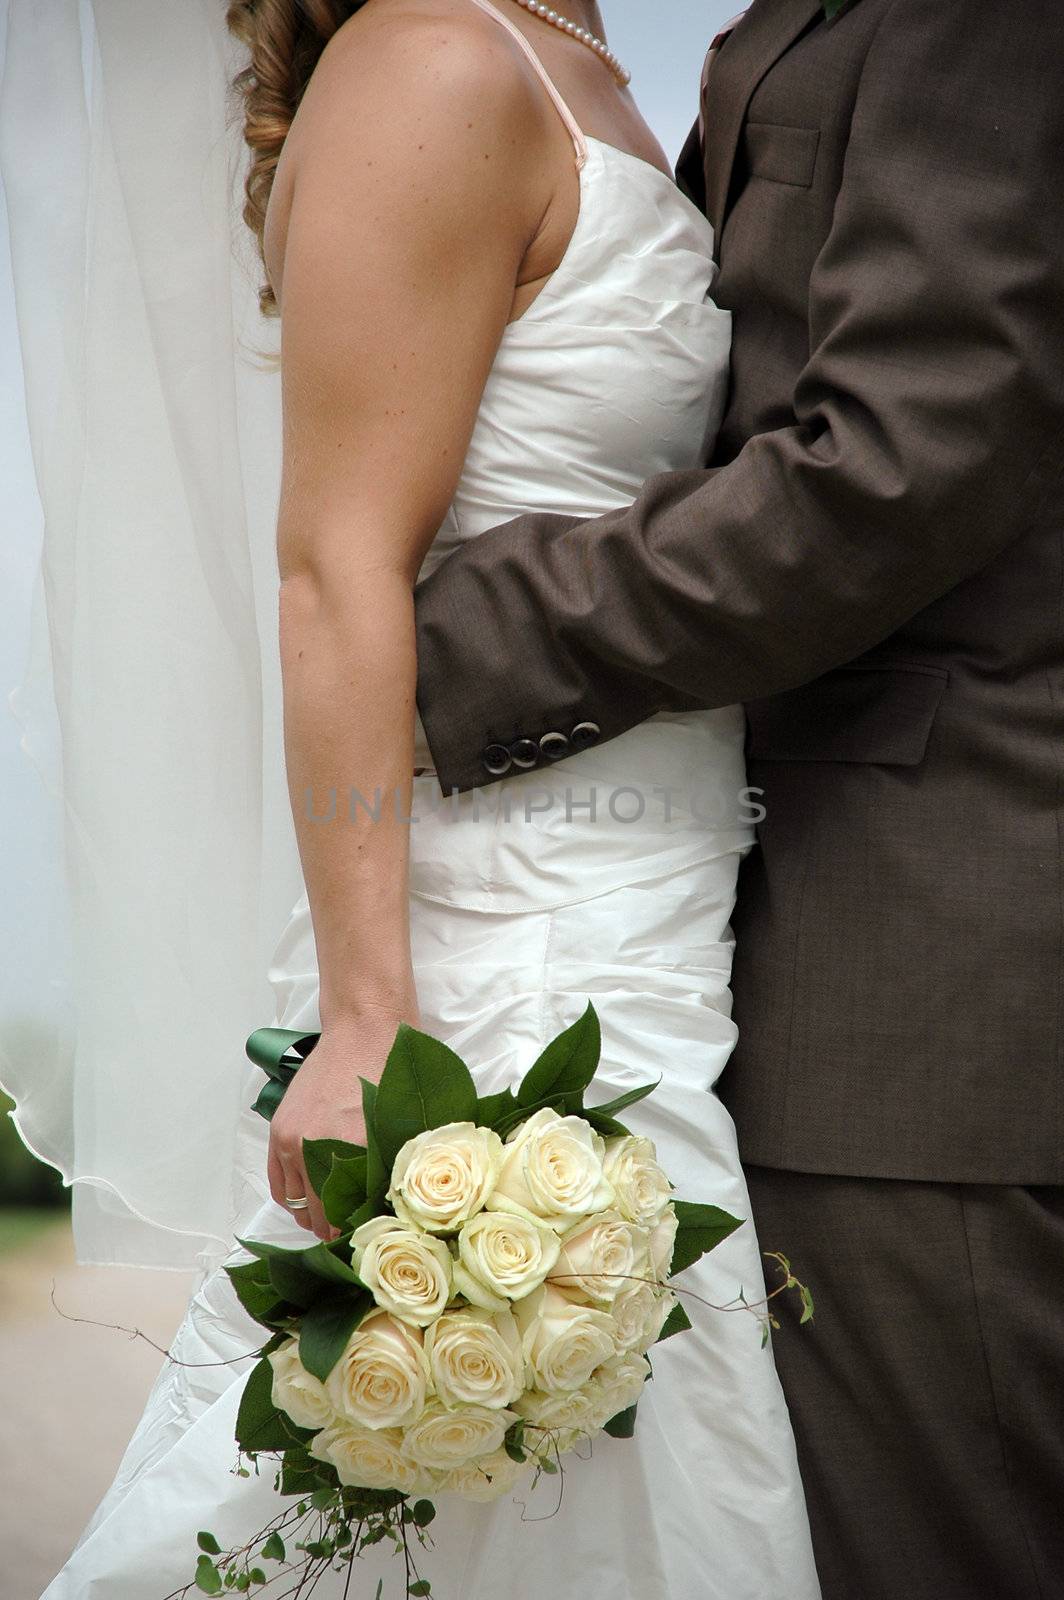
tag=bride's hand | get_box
[267,1010,412,1241]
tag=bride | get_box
[39,0,820,1594]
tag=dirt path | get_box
[0,1218,196,1600]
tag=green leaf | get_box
[300,1238,364,1286]
[248,1570,267,1587]
[360,1077,388,1201]
[197,1531,222,1555]
[492,1092,572,1139]
[235,1362,315,1456]
[261,1532,286,1563]
[266,1257,321,1308]
[409,1583,432,1596]
[299,1289,374,1383]
[602,1403,638,1438]
[234,1356,291,1454]
[503,1417,527,1463]
[237,1236,364,1310]
[656,1299,692,1342]
[669,1201,743,1275]
[321,1154,369,1229]
[303,1137,365,1198]
[280,1453,334,1498]
[411,1498,437,1526]
[587,1077,661,1118]
[579,1108,634,1138]
[195,1555,224,1595]
[373,1024,478,1172]
[236,1241,318,1310]
[344,1485,406,1518]
[474,1088,519,1128]
[224,1259,290,1330]
[516,1002,600,1110]
[344,1198,381,1234]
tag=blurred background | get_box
[0,1,738,1595]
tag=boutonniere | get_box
[823,0,858,16]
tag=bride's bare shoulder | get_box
[265,0,556,314]
[287,0,549,158]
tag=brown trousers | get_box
[745,1167,1064,1600]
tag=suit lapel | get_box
[703,0,824,242]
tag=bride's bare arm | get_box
[266,8,554,1236]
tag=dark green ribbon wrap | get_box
[245,1027,320,1121]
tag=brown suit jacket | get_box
[414,0,1064,1184]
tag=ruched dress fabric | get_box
[43,7,821,1596]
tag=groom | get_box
[413,2,1064,1596]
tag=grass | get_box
[0,1206,67,1257]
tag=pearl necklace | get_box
[510,1,631,87]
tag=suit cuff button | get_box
[538,730,570,762]
[509,737,539,770]
[569,720,601,749]
[481,742,513,776]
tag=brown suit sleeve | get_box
[414,0,1064,792]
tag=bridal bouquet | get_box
[184,1005,749,1597]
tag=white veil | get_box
[0,0,302,1269]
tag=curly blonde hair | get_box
[226,0,366,314]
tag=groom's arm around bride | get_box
[414,2,1064,1597]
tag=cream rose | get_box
[648,1205,679,1282]
[454,1208,561,1307]
[550,1210,651,1305]
[268,1337,334,1432]
[611,1279,676,1354]
[323,1308,430,1431]
[513,1383,598,1444]
[487,1108,614,1231]
[584,1353,651,1431]
[309,1422,425,1493]
[601,1134,673,1226]
[513,1282,616,1394]
[438,1446,528,1503]
[425,1305,526,1410]
[401,1400,518,1472]
[388,1122,504,1234]
[351,1215,453,1326]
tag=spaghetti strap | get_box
[468,0,588,168]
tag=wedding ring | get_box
[284,1194,310,1211]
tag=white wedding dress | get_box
[43,4,820,1595]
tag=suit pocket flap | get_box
[746,664,949,765]
[745,121,820,188]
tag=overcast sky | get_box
[0,1,739,1018]
[607,0,737,157]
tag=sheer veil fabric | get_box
[0,0,302,1268]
